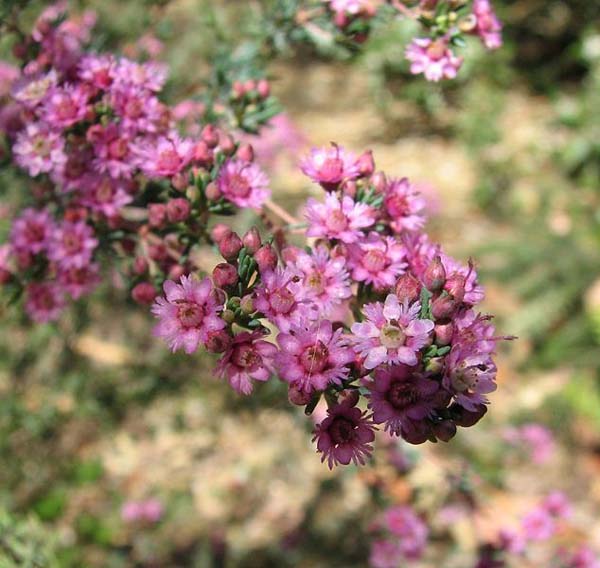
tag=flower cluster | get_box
[0,4,274,323]
[149,142,507,467]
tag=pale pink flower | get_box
[11,70,58,108]
[25,282,66,323]
[300,144,360,190]
[305,193,375,244]
[521,507,556,541]
[80,175,133,217]
[13,122,66,177]
[216,331,277,395]
[351,294,434,369]
[48,221,98,269]
[10,208,54,255]
[369,540,403,568]
[542,492,572,519]
[91,124,135,179]
[312,391,376,468]
[112,59,168,92]
[42,84,90,128]
[347,232,407,290]
[327,0,371,16]
[134,133,194,178]
[384,506,428,560]
[405,37,463,82]
[473,0,503,50]
[78,54,115,90]
[58,263,100,299]
[275,319,354,393]
[383,177,426,233]
[152,275,225,354]
[440,253,485,305]
[216,158,271,210]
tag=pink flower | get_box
[42,84,90,128]
[134,133,194,178]
[25,282,66,323]
[367,365,440,436]
[216,331,277,395]
[152,275,226,354]
[112,58,168,92]
[78,54,115,90]
[121,501,142,522]
[312,391,376,468]
[10,208,54,255]
[440,253,485,305]
[90,123,135,179]
[327,0,371,16]
[11,70,58,108]
[369,540,403,568]
[405,37,463,82]
[140,498,163,523]
[305,193,375,244]
[58,263,100,299]
[48,221,98,269]
[504,423,555,464]
[351,294,434,369]
[80,175,133,217]
[254,267,309,332]
[348,232,406,290]
[300,144,360,190]
[384,506,428,560]
[275,319,354,394]
[383,177,426,233]
[109,86,168,134]
[0,61,19,97]
[521,507,556,541]
[473,0,503,50]
[498,528,526,555]
[286,245,351,315]
[564,546,600,568]
[13,122,66,177]
[216,158,271,210]
[542,492,572,519]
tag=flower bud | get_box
[240,294,254,314]
[425,356,444,375]
[444,274,466,303]
[371,171,387,193]
[401,420,432,445]
[148,203,167,228]
[218,133,236,156]
[131,282,156,305]
[205,330,231,353]
[242,226,262,254]
[193,140,213,165]
[133,256,149,275]
[243,79,256,94]
[236,143,254,163]
[218,231,243,261]
[434,321,454,346]
[201,124,219,148]
[356,150,375,177]
[171,172,188,191]
[431,293,458,320]
[451,403,487,427]
[166,198,191,223]
[288,384,312,406]
[333,11,348,28]
[423,256,446,292]
[212,262,239,288]
[257,78,270,99]
[168,264,186,281]
[221,309,235,323]
[342,180,358,198]
[211,287,226,306]
[232,80,245,99]
[254,244,278,272]
[433,419,457,442]
[0,268,12,284]
[211,223,231,243]
[204,181,221,201]
[395,273,421,304]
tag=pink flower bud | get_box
[205,329,232,353]
[356,150,375,177]
[431,293,458,320]
[148,203,167,228]
[193,140,213,165]
[218,133,236,156]
[148,243,168,261]
[133,256,149,275]
[236,143,254,163]
[371,171,387,193]
[242,226,262,253]
[434,321,454,346]
[131,282,156,304]
[444,273,466,303]
[232,80,245,99]
[171,172,188,191]
[395,273,422,304]
[211,223,231,243]
[218,231,243,261]
[342,180,358,198]
[423,256,446,292]
[0,269,12,284]
[201,124,219,148]
[257,78,270,99]
[288,384,313,406]
[212,262,239,288]
[402,420,432,445]
[204,181,222,201]
[254,244,278,272]
[166,198,191,223]
[168,264,186,280]
[243,79,256,93]
[334,11,349,28]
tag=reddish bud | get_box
[423,256,446,292]
[168,264,186,281]
[433,419,457,442]
[257,78,270,99]
[236,143,254,163]
[342,180,358,198]
[434,321,454,346]
[431,293,458,320]
[243,79,256,93]
[148,243,168,262]
[242,226,262,254]
[356,150,375,177]
[395,273,422,304]
[451,403,487,427]
[201,124,219,148]
[218,231,243,261]
[204,181,221,201]
[232,80,245,99]
[288,384,313,406]
[211,223,231,243]
[193,140,213,165]
[254,244,278,272]
[334,11,348,28]
[205,330,232,353]
[444,274,466,303]
[166,198,191,223]
[148,203,167,228]
[401,421,432,445]
[133,256,149,275]
[171,172,188,191]
[218,133,236,156]
[64,207,88,222]
[131,282,156,304]
[212,262,239,288]
[371,171,387,193]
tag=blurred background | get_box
[1,0,600,566]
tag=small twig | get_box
[264,199,300,226]
[391,0,419,19]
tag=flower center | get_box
[426,40,446,61]
[32,136,51,158]
[232,344,261,369]
[157,149,181,172]
[364,249,387,272]
[379,322,406,349]
[63,232,82,253]
[387,381,418,410]
[96,180,114,202]
[25,223,45,243]
[299,340,329,373]
[177,301,204,328]
[319,157,344,181]
[326,209,348,232]
[385,194,409,217]
[329,416,356,445]
[56,97,76,120]
[108,138,128,159]
[228,174,251,198]
[125,99,143,118]
[307,271,325,294]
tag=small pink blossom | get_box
[384,506,428,560]
[216,158,271,210]
[152,275,225,354]
[90,124,135,179]
[216,331,277,395]
[383,177,426,233]
[10,208,54,255]
[521,507,556,542]
[12,70,58,108]
[13,122,66,177]
[78,54,115,90]
[58,263,100,299]
[369,540,403,568]
[351,294,434,369]
[405,37,463,82]
[498,528,526,555]
[275,319,354,393]
[25,281,66,323]
[134,133,194,178]
[564,546,600,568]
[473,0,503,50]
[80,175,133,217]
[112,58,168,92]
[327,0,371,16]
[305,193,375,244]
[347,232,406,290]
[48,221,98,269]
[542,491,572,519]
[42,84,90,128]
[312,391,376,468]
[300,144,360,190]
